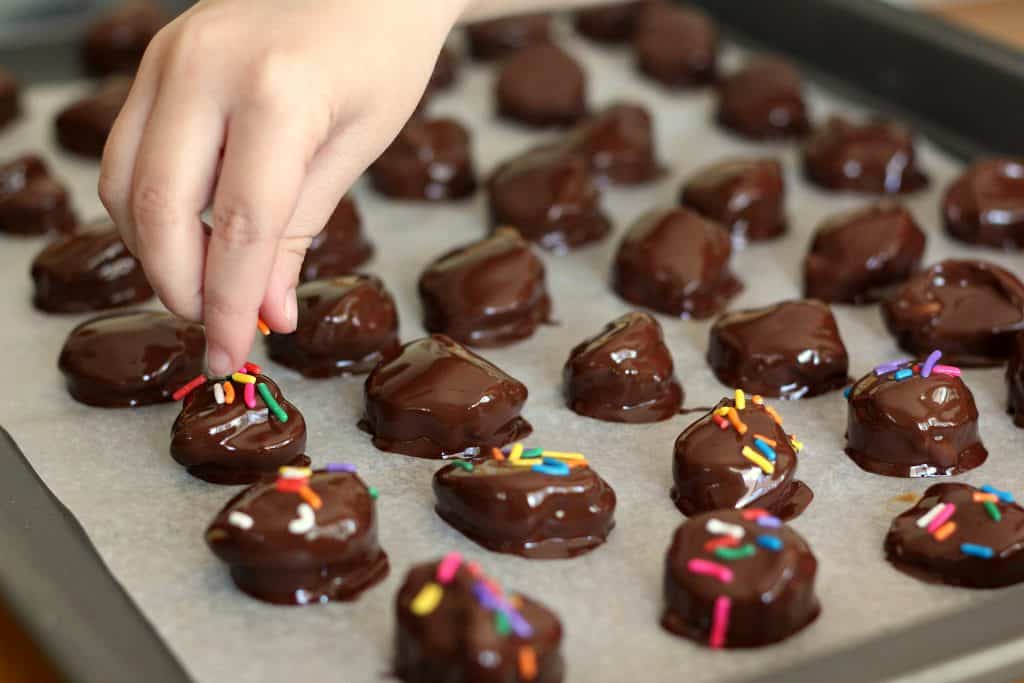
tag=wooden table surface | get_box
[1,2,1020,682]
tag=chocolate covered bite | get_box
[31,222,152,313]
[361,335,532,458]
[0,67,20,130]
[662,509,820,648]
[885,483,1024,588]
[716,58,809,140]
[206,464,388,604]
[574,1,651,43]
[566,102,662,186]
[845,354,986,477]
[708,300,849,399]
[487,144,610,252]
[58,311,204,407]
[0,155,76,236]
[672,392,812,519]
[803,203,925,304]
[170,368,309,484]
[613,207,741,319]
[395,555,564,683]
[466,13,551,60]
[680,158,786,244]
[496,44,587,128]
[433,444,616,558]
[55,77,131,159]
[882,259,1024,366]
[564,312,683,422]
[419,228,551,347]
[943,158,1024,250]
[803,116,928,194]
[633,3,717,88]
[1009,334,1024,428]
[82,2,166,76]
[370,118,476,200]
[299,195,372,282]
[266,275,400,378]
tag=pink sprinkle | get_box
[244,382,257,409]
[932,365,961,377]
[927,503,956,533]
[687,559,734,584]
[436,552,463,585]
[920,350,942,378]
[709,596,732,649]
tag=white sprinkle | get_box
[228,511,253,530]
[916,503,946,528]
[214,383,225,405]
[279,466,312,480]
[288,503,316,534]
[706,518,745,539]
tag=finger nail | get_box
[285,288,297,328]
[207,344,232,376]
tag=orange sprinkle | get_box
[257,317,271,336]
[299,485,323,510]
[973,493,999,503]
[934,521,957,541]
[764,406,783,425]
[222,381,235,404]
[567,461,590,469]
[751,395,764,405]
[752,434,777,447]
[508,594,524,610]
[726,408,748,434]
[518,646,538,681]
[492,447,505,461]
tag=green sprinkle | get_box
[256,383,288,423]
[715,544,756,561]
[984,501,1002,522]
[522,448,544,459]
[453,461,474,472]
[494,611,511,636]
[368,486,379,500]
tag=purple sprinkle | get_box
[873,359,910,376]
[472,581,501,610]
[921,350,942,378]
[757,515,783,528]
[325,463,357,473]
[504,608,534,638]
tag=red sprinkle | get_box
[172,375,207,401]
[243,362,263,375]
[276,478,307,492]
[712,414,730,430]
[704,536,740,552]
[741,508,768,520]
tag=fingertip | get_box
[206,342,233,377]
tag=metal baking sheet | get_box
[2,8,1024,683]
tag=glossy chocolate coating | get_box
[574,1,652,43]
[496,44,587,128]
[566,102,662,186]
[419,228,551,348]
[885,483,1024,587]
[1009,333,1024,428]
[613,207,741,318]
[487,144,610,252]
[299,195,373,283]
[882,259,1024,366]
[564,312,683,422]
[360,335,532,458]
[206,469,388,604]
[803,116,928,194]
[803,203,925,304]
[708,300,849,399]
[395,559,564,683]
[466,13,551,61]
[370,118,476,200]
[0,67,20,130]
[633,3,717,88]
[55,77,131,159]
[845,361,986,477]
[0,155,76,236]
[31,223,152,313]
[662,510,820,648]
[680,158,786,244]
[716,58,809,140]
[58,311,205,407]
[170,374,309,484]
[266,274,400,378]
[433,455,616,558]
[82,2,166,76]
[943,158,1024,250]
[671,397,813,519]
[428,45,458,93]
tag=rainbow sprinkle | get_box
[960,543,995,559]
[921,350,942,378]
[436,552,462,584]
[926,503,957,534]
[325,463,357,473]
[706,518,745,539]
[410,582,444,616]
[753,438,777,463]
[709,596,732,649]
[714,544,755,561]
[172,375,206,401]
[734,389,746,410]
[756,515,782,528]
[518,646,538,681]
[894,368,913,381]
[934,521,956,541]
[981,485,1015,504]
[687,558,734,584]
[741,446,775,475]
[453,460,474,472]
[213,382,225,405]
[756,535,782,551]
[256,383,288,422]
[983,501,1002,522]
[257,317,271,336]
[231,372,256,384]
[243,382,256,409]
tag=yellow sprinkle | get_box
[715,407,731,417]
[790,436,804,453]
[741,446,775,475]
[510,458,538,467]
[734,389,746,410]
[508,443,524,462]
[231,372,256,384]
[540,450,586,461]
[410,582,444,616]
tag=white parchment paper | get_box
[2,21,1023,683]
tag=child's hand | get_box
[98,0,465,375]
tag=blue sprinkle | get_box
[894,368,914,381]
[757,515,782,528]
[981,485,1015,504]
[754,438,777,463]
[532,459,570,476]
[960,543,995,559]
[756,535,783,551]
[325,463,357,473]
[843,386,852,399]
